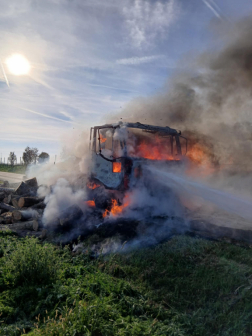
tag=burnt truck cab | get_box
[88,122,187,195]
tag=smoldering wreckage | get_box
[1,121,252,253]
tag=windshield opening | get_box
[96,126,185,161]
[113,127,182,160]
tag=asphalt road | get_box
[0,171,24,184]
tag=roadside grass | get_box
[0,165,26,174]
[0,232,251,335]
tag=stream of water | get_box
[147,166,252,221]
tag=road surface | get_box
[0,171,24,184]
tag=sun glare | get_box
[5,54,31,76]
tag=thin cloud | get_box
[123,0,177,49]
[20,107,77,124]
[59,110,75,120]
[116,55,164,65]
[0,135,58,142]
[29,74,54,90]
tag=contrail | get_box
[87,83,141,94]
[0,58,9,87]
[29,74,54,90]
[208,0,221,12]
[202,0,222,19]
[20,107,77,124]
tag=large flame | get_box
[103,194,130,218]
[136,141,178,161]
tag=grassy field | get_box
[0,165,26,174]
[0,232,251,335]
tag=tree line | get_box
[7,147,50,166]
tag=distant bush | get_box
[1,237,62,287]
[0,164,26,174]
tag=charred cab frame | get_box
[88,122,187,192]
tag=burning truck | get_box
[87,122,187,216]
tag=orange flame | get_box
[103,194,130,218]
[86,200,95,207]
[100,134,107,143]
[87,182,100,190]
[102,209,109,218]
[187,144,208,165]
[136,141,179,161]
[187,144,216,176]
[113,162,122,173]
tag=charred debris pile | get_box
[0,177,156,244]
[0,174,189,250]
[1,176,252,248]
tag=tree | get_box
[22,147,39,165]
[8,152,17,166]
[38,152,50,164]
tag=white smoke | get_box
[21,208,40,220]
[42,178,86,226]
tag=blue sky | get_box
[0,0,252,162]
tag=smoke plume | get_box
[25,17,252,247]
[112,17,252,196]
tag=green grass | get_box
[0,232,251,335]
[0,164,26,174]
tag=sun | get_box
[5,54,31,76]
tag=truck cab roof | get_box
[93,121,181,136]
